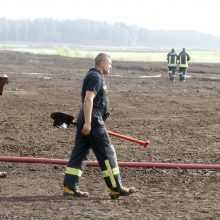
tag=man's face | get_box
[101,57,112,75]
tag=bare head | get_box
[95,53,112,75]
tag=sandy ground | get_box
[0,51,220,219]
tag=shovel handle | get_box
[108,131,150,148]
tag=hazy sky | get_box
[1,0,220,37]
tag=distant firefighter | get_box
[178,48,190,82]
[167,48,178,81]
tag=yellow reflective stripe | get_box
[102,167,119,177]
[102,160,117,188]
[168,56,177,66]
[168,56,171,64]
[179,63,188,67]
[112,167,119,175]
[65,167,82,177]
[179,55,188,67]
[102,170,109,177]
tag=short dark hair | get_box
[95,53,111,65]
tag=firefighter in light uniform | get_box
[63,53,136,199]
[178,48,190,81]
[167,48,178,81]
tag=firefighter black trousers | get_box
[63,113,123,191]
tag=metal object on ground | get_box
[0,74,8,95]
[0,171,7,178]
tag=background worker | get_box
[0,74,8,178]
[167,48,178,81]
[178,48,190,81]
[63,53,136,199]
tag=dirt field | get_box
[0,51,219,220]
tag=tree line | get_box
[0,18,220,49]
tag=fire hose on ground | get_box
[0,156,219,170]
[47,112,220,169]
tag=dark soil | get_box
[0,51,219,219]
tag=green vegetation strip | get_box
[1,47,220,63]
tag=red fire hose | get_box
[108,131,150,148]
[0,156,219,170]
